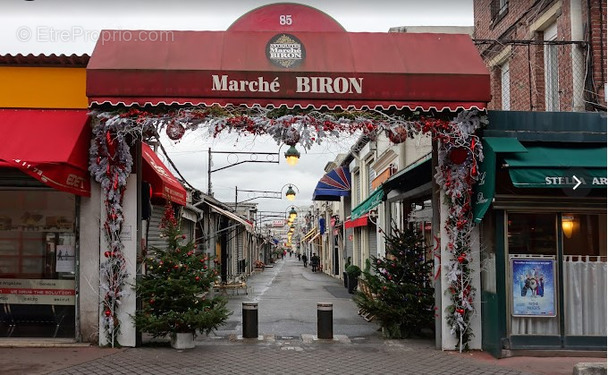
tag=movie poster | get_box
[511,258,556,317]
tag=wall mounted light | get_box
[562,215,574,239]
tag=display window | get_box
[506,212,607,339]
[0,190,76,338]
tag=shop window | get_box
[0,191,76,279]
[507,213,558,336]
[508,213,556,255]
[561,214,607,257]
[562,214,607,336]
[0,190,76,338]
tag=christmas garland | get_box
[88,105,486,350]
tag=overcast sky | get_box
[1,0,473,215]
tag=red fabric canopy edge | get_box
[141,143,187,206]
[0,109,91,196]
[344,214,368,229]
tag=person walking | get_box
[301,254,308,268]
[311,253,319,272]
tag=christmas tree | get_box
[353,226,434,339]
[133,203,230,340]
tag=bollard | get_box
[317,302,333,339]
[242,302,258,338]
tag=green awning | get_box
[483,137,528,153]
[504,145,607,189]
[473,138,527,223]
[351,187,384,219]
[474,141,607,223]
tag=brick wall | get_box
[474,0,607,111]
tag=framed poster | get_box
[511,257,556,317]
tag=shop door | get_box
[506,212,607,350]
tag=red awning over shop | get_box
[344,214,368,229]
[87,31,490,111]
[141,143,187,206]
[0,109,91,196]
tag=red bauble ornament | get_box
[449,147,468,165]
[104,251,110,258]
[195,276,200,281]
[387,127,408,144]
[166,121,185,140]
[457,308,465,315]
[457,255,466,263]
[104,309,112,317]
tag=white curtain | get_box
[510,315,559,335]
[564,256,607,336]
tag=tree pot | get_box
[171,332,195,350]
[347,275,358,294]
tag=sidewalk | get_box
[0,257,604,375]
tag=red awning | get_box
[141,143,187,206]
[0,109,91,196]
[344,214,368,229]
[87,31,490,111]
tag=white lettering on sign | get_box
[296,76,363,94]
[66,174,85,188]
[269,44,301,59]
[279,15,293,25]
[545,176,585,186]
[212,75,280,93]
[592,177,607,185]
[210,75,364,95]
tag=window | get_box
[507,213,556,255]
[501,61,511,110]
[491,0,509,23]
[353,172,361,205]
[366,162,375,194]
[544,23,559,111]
[0,191,76,279]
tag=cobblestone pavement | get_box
[1,257,603,375]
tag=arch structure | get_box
[86,3,490,351]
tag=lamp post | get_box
[207,148,280,195]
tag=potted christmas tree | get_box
[353,226,434,339]
[345,264,361,294]
[133,203,230,349]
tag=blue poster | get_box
[511,258,556,317]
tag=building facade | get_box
[473,0,607,356]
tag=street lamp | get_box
[284,184,299,200]
[235,184,300,209]
[284,145,301,166]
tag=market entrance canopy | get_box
[87,9,490,111]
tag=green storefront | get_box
[474,111,607,357]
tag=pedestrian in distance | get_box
[302,254,308,268]
[311,253,319,272]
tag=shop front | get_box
[474,111,607,357]
[0,108,91,338]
